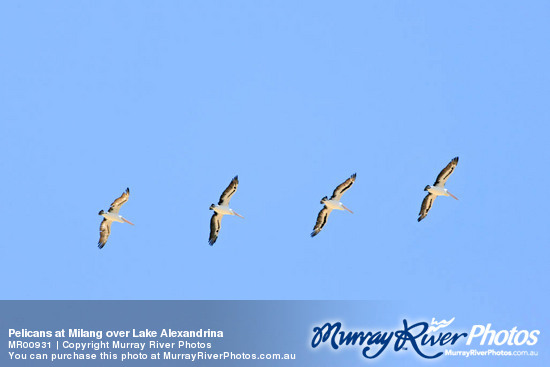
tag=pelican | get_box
[98,188,134,249]
[209,176,244,246]
[418,157,459,222]
[311,173,356,237]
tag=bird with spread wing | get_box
[418,157,459,222]
[311,173,356,237]
[209,176,244,246]
[98,188,134,249]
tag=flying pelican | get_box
[98,188,134,249]
[418,157,459,222]
[311,173,356,237]
[209,176,244,246]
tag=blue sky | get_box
[0,0,549,322]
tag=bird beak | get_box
[122,217,135,225]
[448,192,459,200]
[342,204,354,214]
[233,211,244,219]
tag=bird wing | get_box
[98,218,112,249]
[311,206,333,237]
[209,213,223,246]
[434,157,459,187]
[108,187,130,214]
[218,176,239,206]
[330,173,356,201]
[418,193,436,222]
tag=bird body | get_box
[99,210,128,223]
[211,205,241,217]
[323,198,353,212]
[425,185,454,198]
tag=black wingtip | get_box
[98,242,105,249]
[126,187,130,194]
[208,238,216,246]
[351,173,357,179]
[453,157,459,162]
[233,175,238,182]
[311,231,318,237]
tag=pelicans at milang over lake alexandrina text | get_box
[98,188,134,249]
[311,173,356,237]
[209,176,244,245]
[418,157,459,222]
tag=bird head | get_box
[320,196,328,204]
[209,204,215,210]
[98,210,105,215]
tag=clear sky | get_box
[1,0,549,322]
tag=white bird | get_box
[98,188,134,249]
[418,157,459,222]
[311,173,356,237]
[209,176,244,246]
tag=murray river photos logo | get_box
[311,318,540,360]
